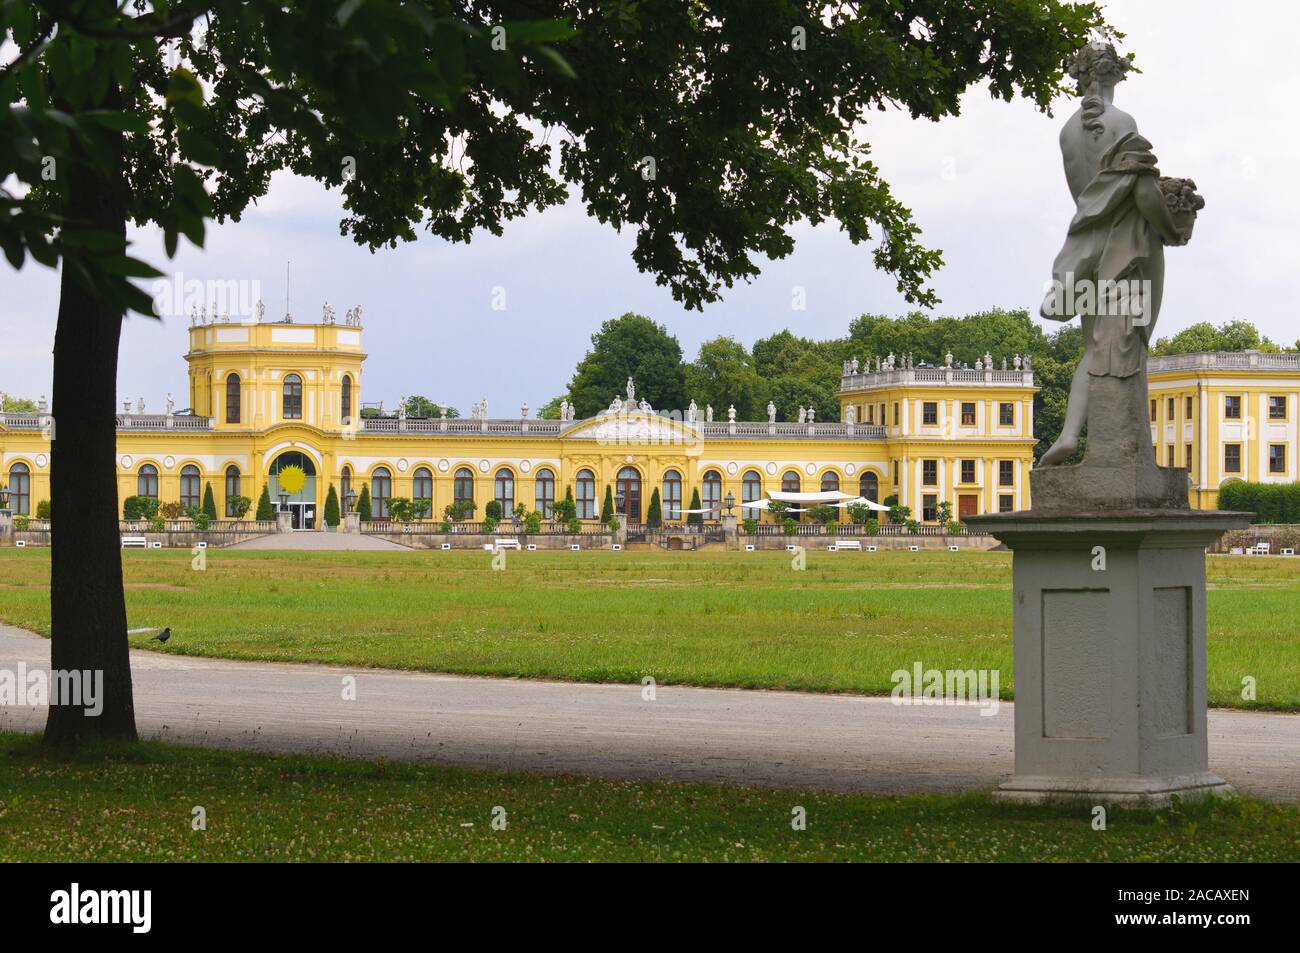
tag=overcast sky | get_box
[2,0,1297,414]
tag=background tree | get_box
[356,485,372,523]
[201,482,217,521]
[646,487,662,528]
[685,337,763,420]
[2,0,1114,744]
[254,485,274,522]
[568,313,686,417]
[323,484,340,528]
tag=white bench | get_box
[121,536,147,549]
[494,538,521,551]
[832,540,862,551]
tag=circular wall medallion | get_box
[437,459,450,473]
[164,455,176,470]
[478,459,490,473]
[726,462,738,475]
[804,462,816,475]
[520,460,532,473]
[121,455,133,469]
[845,463,856,476]
[35,453,48,468]
[396,458,408,473]
[765,462,777,476]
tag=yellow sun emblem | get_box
[277,464,307,495]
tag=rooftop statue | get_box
[1038,41,1201,470]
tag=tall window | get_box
[137,464,159,499]
[180,465,201,510]
[7,462,30,515]
[961,402,976,426]
[575,469,596,519]
[741,470,762,510]
[224,466,241,516]
[858,471,878,503]
[534,468,555,518]
[1269,395,1287,420]
[341,376,353,423]
[283,373,303,419]
[663,470,682,521]
[820,471,839,493]
[999,402,1015,427]
[454,467,475,512]
[1224,444,1241,473]
[1224,395,1241,420]
[341,467,352,513]
[960,459,976,484]
[413,467,433,519]
[494,468,514,515]
[922,460,938,486]
[702,470,722,517]
[999,460,1015,487]
[372,467,392,518]
[225,373,241,424]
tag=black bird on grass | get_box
[149,627,171,643]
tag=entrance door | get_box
[616,466,641,524]
[958,494,978,520]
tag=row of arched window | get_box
[223,373,353,424]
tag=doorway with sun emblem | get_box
[269,451,318,529]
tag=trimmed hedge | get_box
[1218,481,1300,524]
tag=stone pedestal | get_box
[968,509,1249,806]
[343,512,360,534]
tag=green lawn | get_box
[0,547,1296,709]
[1,733,1294,862]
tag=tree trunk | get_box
[43,74,137,744]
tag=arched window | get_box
[662,470,682,521]
[282,373,303,420]
[180,465,201,510]
[371,467,391,519]
[781,470,801,493]
[742,470,762,509]
[341,375,353,424]
[340,466,352,513]
[454,467,475,513]
[701,470,722,518]
[494,468,515,516]
[225,466,241,516]
[534,468,555,518]
[225,373,241,424]
[7,462,30,515]
[820,471,840,493]
[138,464,159,499]
[575,468,596,520]
[859,471,879,503]
[413,467,433,519]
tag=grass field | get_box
[0,547,1296,709]
[1,733,1295,862]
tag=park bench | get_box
[121,536,147,548]
[494,538,522,551]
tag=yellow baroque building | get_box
[1,320,1043,527]
[1147,350,1300,509]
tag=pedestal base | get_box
[967,509,1251,808]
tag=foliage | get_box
[569,314,687,418]
[35,500,51,520]
[226,495,251,519]
[1218,482,1300,524]
[255,486,274,522]
[201,483,217,521]
[601,486,614,524]
[646,488,662,528]
[356,485,372,523]
[687,488,703,526]
[323,485,340,527]
[782,518,798,537]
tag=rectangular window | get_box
[1150,399,1157,422]
[1269,395,1287,420]
[1167,397,1175,420]
[960,459,975,484]
[998,494,1014,513]
[922,494,938,522]
[1269,444,1286,474]
[1185,395,1193,419]
[1224,444,1241,473]
[922,402,938,426]
[999,460,1014,487]
[1224,395,1241,419]
[922,459,938,486]
[999,402,1014,427]
[961,402,976,426]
